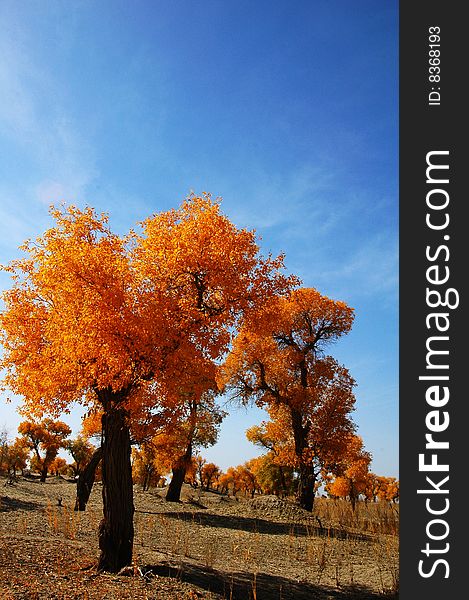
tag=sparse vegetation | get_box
[0,475,398,599]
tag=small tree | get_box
[354,471,400,505]
[238,461,260,498]
[219,288,356,512]
[184,456,198,488]
[218,467,242,496]
[385,477,399,503]
[66,435,96,478]
[132,441,169,491]
[245,453,295,497]
[49,456,69,477]
[1,437,30,480]
[246,421,295,497]
[200,462,221,491]
[0,428,8,475]
[165,387,226,502]
[18,419,71,482]
[328,435,371,510]
[194,455,206,487]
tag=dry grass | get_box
[313,497,399,536]
[0,476,398,599]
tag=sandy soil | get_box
[0,476,399,599]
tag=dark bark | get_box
[40,465,48,482]
[142,470,150,492]
[278,465,288,497]
[142,464,154,491]
[166,396,198,503]
[166,442,192,502]
[74,446,103,511]
[97,393,134,573]
[290,407,316,512]
[349,482,358,511]
[297,463,316,511]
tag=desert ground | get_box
[0,476,398,599]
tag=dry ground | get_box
[0,476,399,599]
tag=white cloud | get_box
[220,159,398,303]
[0,23,97,210]
[335,233,397,296]
[35,180,68,206]
[223,163,337,231]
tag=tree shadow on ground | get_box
[143,561,397,600]
[0,496,42,512]
[148,510,373,542]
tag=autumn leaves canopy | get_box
[1,195,296,417]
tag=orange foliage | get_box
[133,194,299,361]
[384,477,399,502]
[327,476,351,499]
[18,419,71,480]
[364,474,399,503]
[200,462,222,490]
[1,207,138,413]
[218,467,241,496]
[132,441,169,490]
[326,435,371,507]
[48,456,69,476]
[81,411,103,440]
[219,288,356,510]
[66,435,96,476]
[246,406,297,468]
[218,463,259,498]
[0,437,30,477]
[244,452,295,497]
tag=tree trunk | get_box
[40,463,48,482]
[297,463,316,511]
[290,407,316,512]
[166,442,192,502]
[349,482,357,511]
[278,465,288,497]
[74,446,102,511]
[97,396,134,573]
[142,464,156,491]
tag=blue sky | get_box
[0,1,398,477]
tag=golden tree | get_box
[200,461,222,491]
[384,477,399,503]
[0,437,30,479]
[218,466,243,496]
[369,475,399,503]
[0,195,294,571]
[165,386,226,501]
[244,451,295,497]
[132,441,169,491]
[66,435,96,478]
[219,287,356,511]
[18,419,71,482]
[49,456,69,476]
[326,434,371,510]
[246,417,295,496]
